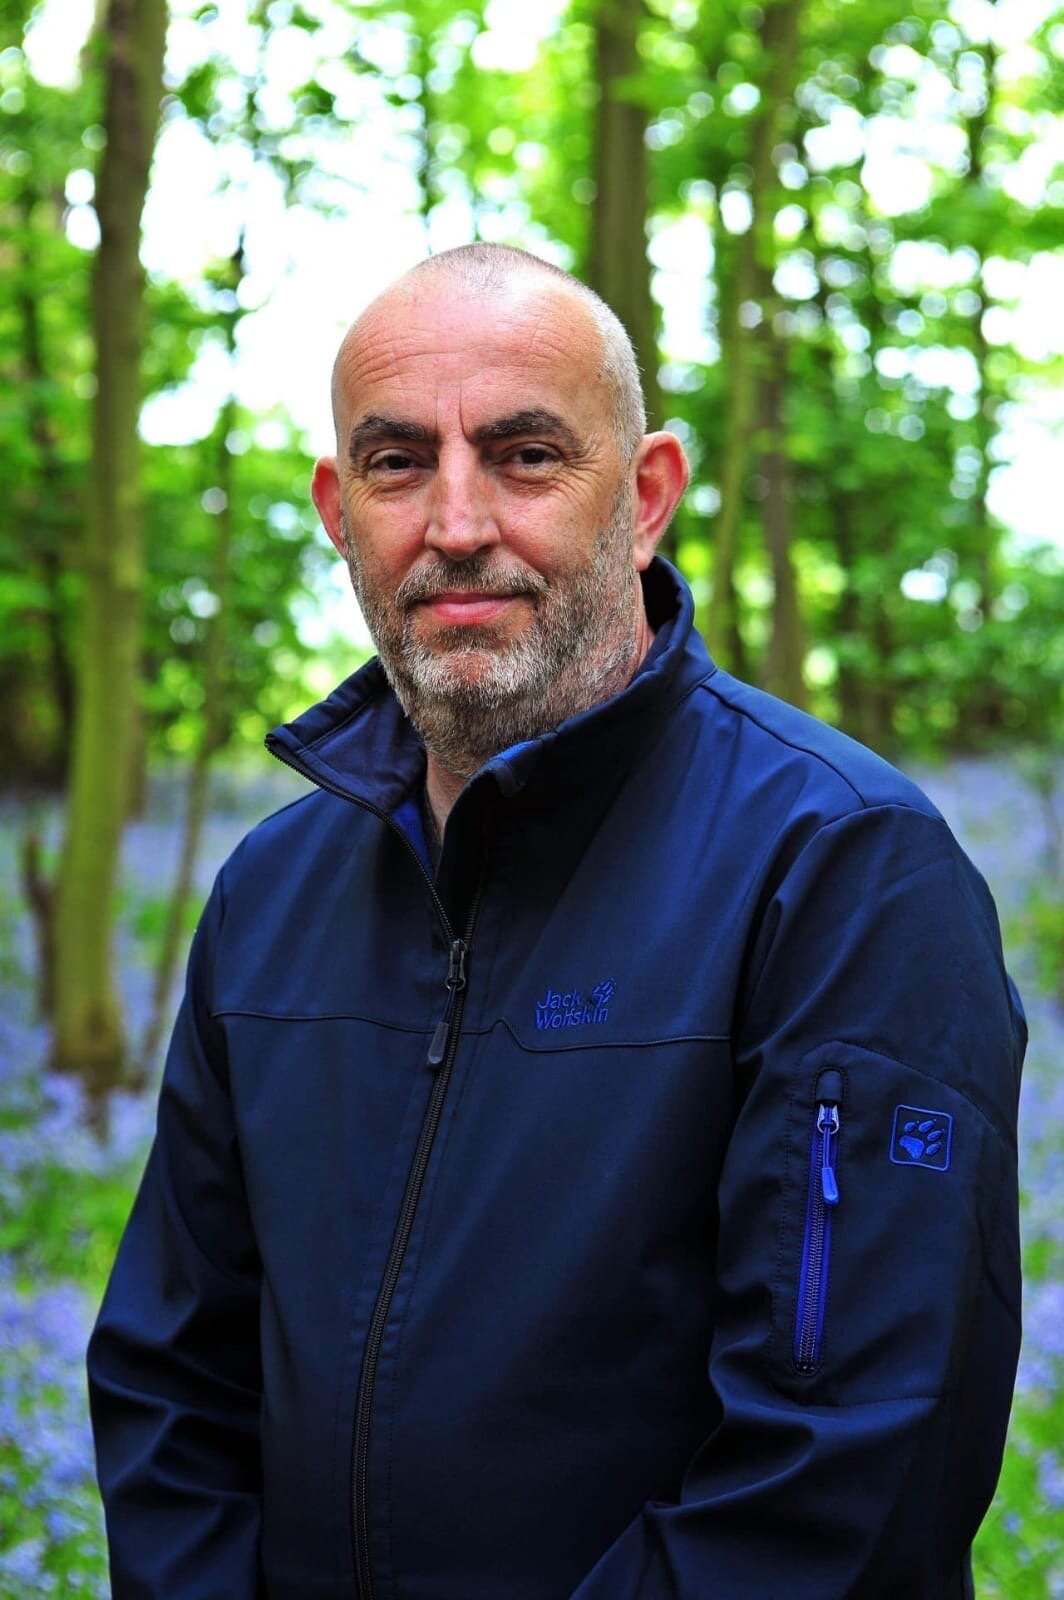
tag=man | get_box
[89,243,1025,1600]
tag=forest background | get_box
[1,0,1063,1593]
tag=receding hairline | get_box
[330,244,647,459]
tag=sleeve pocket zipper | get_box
[794,1068,844,1374]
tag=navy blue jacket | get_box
[89,560,1025,1600]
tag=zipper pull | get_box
[815,1069,844,1207]
[427,1019,449,1068]
[427,939,468,1069]
[818,1104,840,1205]
[446,939,467,993]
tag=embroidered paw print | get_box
[898,1118,945,1161]
[591,978,616,1007]
[889,1105,953,1172]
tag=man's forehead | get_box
[333,279,605,428]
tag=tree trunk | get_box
[960,31,1008,735]
[832,489,862,735]
[708,232,757,675]
[414,30,437,230]
[963,30,998,616]
[53,0,168,1093]
[707,0,804,672]
[17,190,77,766]
[20,824,57,1020]
[140,301,240,1075]
[760,359,806,706]
[589,0,665,464]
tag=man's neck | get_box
[424,762,466,838]
[424,605,656,837]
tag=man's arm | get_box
[570,803,1025,1600]
[88,871,264,1600]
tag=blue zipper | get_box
[794,1069,843,1373]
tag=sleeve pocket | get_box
[770,1039,1009,1407]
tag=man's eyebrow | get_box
[346,407,584,465]
[470,408,583,453]
[347,414,437,462]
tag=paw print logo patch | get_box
[890,1105,953,1172]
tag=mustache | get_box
[394,557,549,611]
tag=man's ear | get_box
[630,433,690,571]
[311,456,345,557]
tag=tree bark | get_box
[707,0,805,673]
[19,824,57,1020]
[140,286,240,1075]
[589,0,665,478]
[709,231,756,675]
[414,30,437,229]
[962,29,998,616]
[958,29,1010,736]
[16,192,77,766]
[53,0,168,1092]
[760,357,806,706]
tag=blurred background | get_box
[1,0,1062,1592]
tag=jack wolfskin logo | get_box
[535,979,615,1031]
[890,1105,953,1172]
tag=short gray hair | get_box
[408,244,647,461]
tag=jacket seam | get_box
[207,1012,733,1047]
[817,1035,1016,1156]
[496,1019,731,1053]
[776,1390,948,1409]
[696,679,928,813]
[209,1009,434,1031]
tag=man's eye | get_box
[370,451,418,473]
[509,446,555,468]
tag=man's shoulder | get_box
[689,664,941,824]
[217,784,358,897]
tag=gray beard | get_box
[340,485,639,779]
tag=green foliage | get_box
[974,1373,1064,1595]
[4,0,1064,781]
[3,5,1061,1582]
[138,420,330,755]
[0,1157,140,1292]
[1024,893,1064,1006]
[0,45,96,787]
[122,883,200,961]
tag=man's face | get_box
[315,278,651,774]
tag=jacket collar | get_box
[265,558,716,822]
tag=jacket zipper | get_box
[352,888,482,1600]
[794,1068,843,1374]
[266,744,487,1598]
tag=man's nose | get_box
[424,450,501,558]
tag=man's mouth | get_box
[418,592,525,626]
